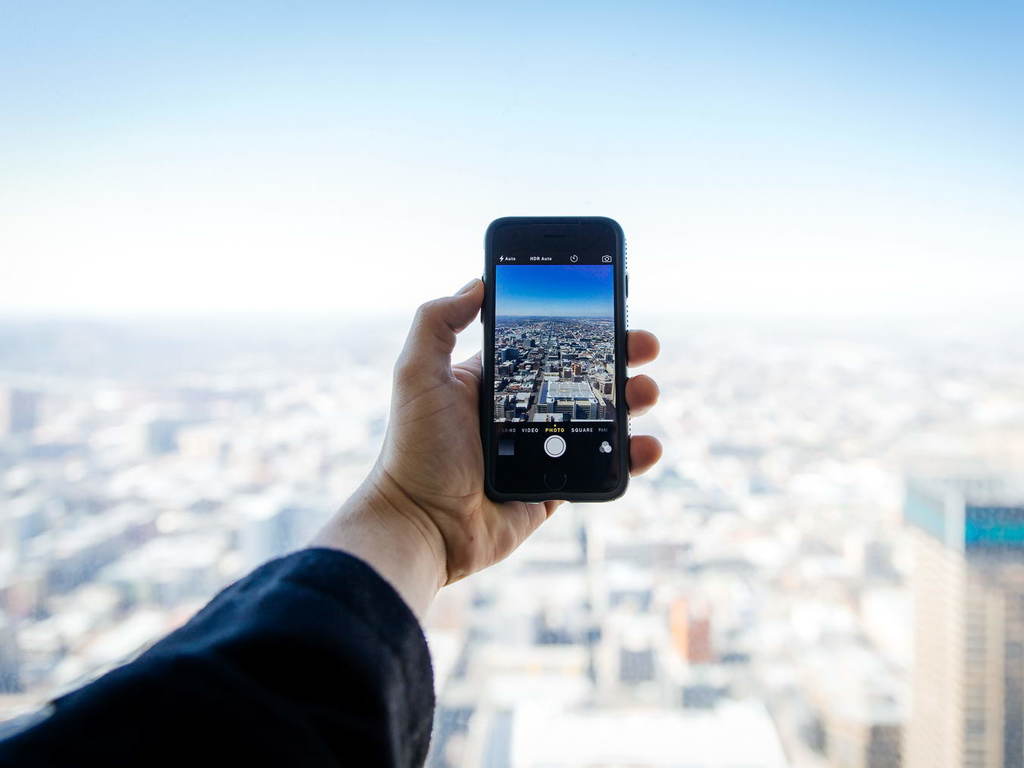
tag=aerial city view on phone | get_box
[493,264,616,424]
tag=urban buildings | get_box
[1,314,1022,767]
[493,318,614,423]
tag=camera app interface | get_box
[492,246,621,494]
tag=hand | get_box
[315,278,662,616]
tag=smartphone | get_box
[482,217,629,502]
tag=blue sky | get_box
[1,2,1022,316]
[496,265,613,318]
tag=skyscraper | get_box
[904,475,1024,768]
[0,388,40,435]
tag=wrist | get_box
[312,466,447,619]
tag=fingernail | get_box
[456,278,480,295]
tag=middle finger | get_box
[625,374,659,416]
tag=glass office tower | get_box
[905,476,1024,768]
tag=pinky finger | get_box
[629,435,663,476]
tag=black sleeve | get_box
[0,548,435,768]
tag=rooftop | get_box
[539,381,597,406]
[905,475,1024,551]
[506,700,788,768]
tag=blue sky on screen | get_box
[1,2,1022,315]
[496,265,613,318]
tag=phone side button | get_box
[544,471,567,490]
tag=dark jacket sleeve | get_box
[0,548,435,767]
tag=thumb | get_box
[396,278,484,381]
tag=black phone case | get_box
[481,216,630,503]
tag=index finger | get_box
[627,330,660,367]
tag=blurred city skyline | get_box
[3,312,1023,767]
[3,2,1023,317]
[3,4,1024,766]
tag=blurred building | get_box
[145,418,186,455]
[0,616,21,693]
[669,599,713,665]
[0,389,40,435]
[805,644,905,768]
[904,475,1024,768]
[490,701,788,768]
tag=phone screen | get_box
[487,220,624,497]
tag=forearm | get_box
[0,549,435,768]
[312,465,447,619]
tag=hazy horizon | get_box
[3,4,1021,317]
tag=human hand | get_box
[315,278,661,616]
